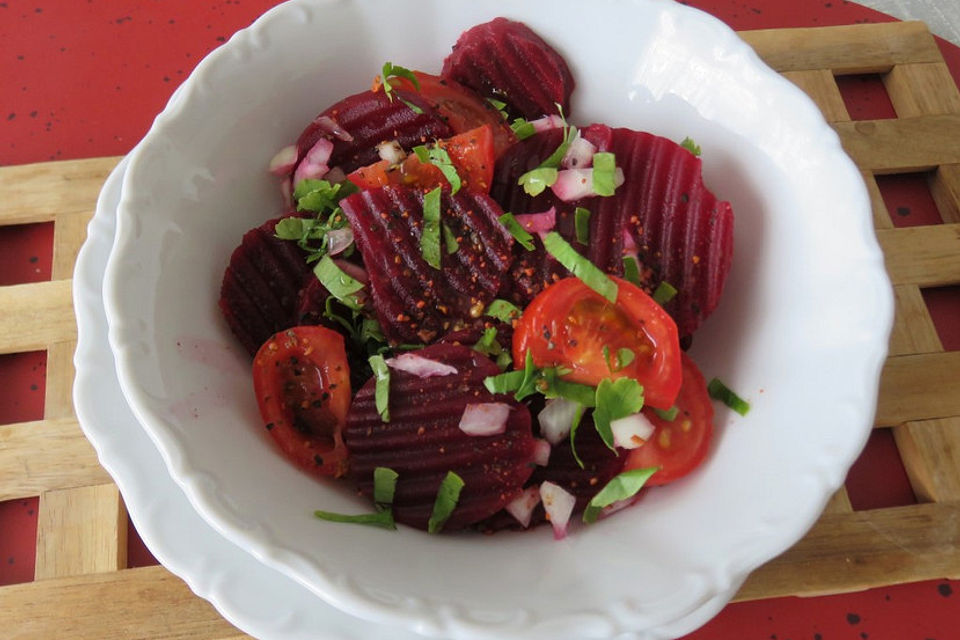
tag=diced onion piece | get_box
[551,168,594,201]
[325,228,354,256]
[529,114,565,132]
[505,487,541,529]
[622,228,637,252]
[610,412,656,450]
[385,353,458,378]
[332,259,368,284]
[293,137,335,187]
[459,403,512,436]
[561,135,597,169]
[540,481,576,540]
[538,397,580,445]
[531,439,551,466]
[513,207,556,234]
[313,115,354,142]
[377,140,406,165]
[279,177,293,210]
[600,496,637,519]
[268,144,298,176]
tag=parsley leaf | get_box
[485,299,521,323]
[427,471,465,533]
[369,354,391,422]
[314,255,364,310]
[498,212,535,251]
[373,467,399,506]
[421,187,442,269]
[652,281,678,305]
[681,136,701,156]
[414,145,462,194]
[542,232,618,303]
[575,207,591,244]
[593,378,645,451]
[582,467,659,523]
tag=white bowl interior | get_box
[103,0,892,637]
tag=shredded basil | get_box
[369,354,391,422]
[485,298,521,323]
[498,213,535,251]
[652,281,678,305]
[472,327,501,357]
[421,187,442,269]
[591,152,618,196]
[622,255,643,287]
[381,62,419,100]
[707,378,751,416]
[575,207,591,244]
[413,145,462,194]
[654,406,679,421]
[511,118,536,140]
[373,467,399,506]
[542,232,618,303]
[442,223,459,254]
[483,369,525,394]
[582,467,659,523]
[681,136,701,157]
[593,378,645,451]
[314,255,364,310]
[313,509,396,530]
[427,471,465,533]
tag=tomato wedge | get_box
[623,352,714,486]
[512,276,682,410]
[347,124,495,193]
[252,326,351,478]
[393,71,516,156]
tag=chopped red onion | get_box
[458,403,512,436]
[505,487,541,529]
[537,397,580,445]
[622,228,637,252]
[529,114,565,132]
[377,140,406,165]
[268,144,298,176]
[325,228,354,256]
[385,353,458,378]
[600,496,639,519]
[293,137,335,187]
[561,135,597,169]
[610,412,656,450]
[539,481,576,540]
[550,168,594,201]
[313,115,354,142]
[333,259,368,284]
[514,207,556,234]
[531,439,551,466]
[279,177,293,210]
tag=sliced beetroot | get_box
[344,344,537,531]
[442,17,575,121]
[295,89,452,176]
[439,321,513,350]
[219,215,313,355]
[339,185,514,344]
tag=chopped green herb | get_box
[652,281,678,305]
[591,152,619,197]
[498,212,535,251]
[517,166,558,196]
[274,217,306,240]
[622,255,643,287]
[294,178,355,213]
[593,378,645,451]
[487,97,509,120]
[483,369,525,394]
[381,62,419,100]
[442,223,459,254]
[568,404,587,468]
[420,186,442,269]
[427,471,465,534]
[544,376,597,407]
[542,232,618,303]
[582,467,659,523]
[603,346,636,372]
[575,207,591,244]
[314,508,396,530]
[654,406,679,421]
[472,327,501,357]
[360,317,386,344]
[373,467,399,506]
[537,115,577,169]
[707,378,751,416]
[413,145,462,194]
[314,255,364,310]
[511,117,537,140]
[369,354,391,422]
[486,299,521,323]
[681,136,701,157]
[514,350,541,401]
[495,350,513,370]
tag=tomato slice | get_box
[393,71,516,157]
[623,353,714,485]
[252,326,351,478]
[347,124,495,193]
[512,276,682,410]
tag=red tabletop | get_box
[1,1,958,638]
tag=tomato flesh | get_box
[512,276,682,410]
[624,352,714,485]
[347,124,495,193]
[252,326,351,478]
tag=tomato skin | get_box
[393,71,516,157]
[512,276,682,410]
[623,353,714,485]
[252,326,351,478]
[347,124,495,193]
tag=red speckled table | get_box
[1,1,959,639]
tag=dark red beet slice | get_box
[442,17,575,121]
[439,322,513,350]
[295,89,452,175]
[343,344,537,531]
[339,185,514,344]
[219,215,313,355]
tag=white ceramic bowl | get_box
[102,0,893,638]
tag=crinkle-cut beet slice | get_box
[475,417,627,533]
[295,89,451,176]
[219,215,313,355]
[601,127,734,336]
[344,344,537,531]
[442,17,575,121]
[340,185,514,344]
[439,322,513,351]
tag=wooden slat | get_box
[52,210,94,280]
[0,157,120,226]
[44,340,77,420]
[884,62,960,117]
[833,114,960,174]
[889,284,944,357]
[35,484,127,580]
[876,351,960,427]
[741,21,941,74]
[782,69,850,122]
[931,164,960,224]
[875,223,960,287]
[822,487,854,515]
[0,280,75,355]
[735,502,960,601]
[0,566,251,640]
[894,417,960,503]
[863,171,894,230]
[0,418,110,501]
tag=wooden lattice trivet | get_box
[0,19,957,640]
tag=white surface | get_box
[860,0,960,44]
[99,0,893,638]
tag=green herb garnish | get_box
[313,509,396,529]
[707,378,751,416]
[582,467,659,523]
[542,232,618,302]
[442,223,459,254]
[483,369,525,394]
[485,299,522,323]
[421,186,442,269]
[427,471,465,534]
[373,467,399,506]
[602,346,635,373]
[517,167,558,197]
[575,207,591,244]
[592,378,645,451]
[653,406,679,421]
[591,152,619,196]
[381,62,423,113]
[652,281,678,305]
[622,255,643,287]
[511,118,537,140]
[413,145,462,194]
[498,212,535,251]
[314,255,364,310]
[369,354,391,422]
[487,97,509,120]
[681,136,701,156]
